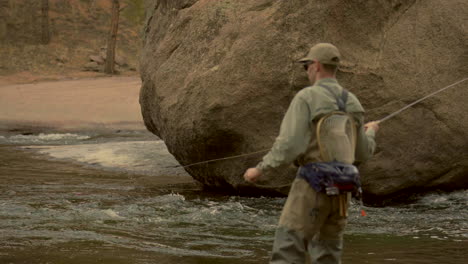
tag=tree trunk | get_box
[105,0,120,74]
[41,0,50,45]
[0,0,9,41]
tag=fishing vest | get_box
[298,84,362,196]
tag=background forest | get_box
[0,0,145,79]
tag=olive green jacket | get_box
[257,78,376,172]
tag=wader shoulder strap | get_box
[320,84,349,112]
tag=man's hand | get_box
[243,168,262,183]
[364,121,380,133]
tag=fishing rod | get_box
[376,77,467,124]
[169,77,467,169]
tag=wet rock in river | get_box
[139,0,468,199]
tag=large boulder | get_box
[139,0,468,201]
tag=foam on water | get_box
[23,140,188,177]
[11,133,467,242]
[8,133,90,143]
[0,190,281,259]
[347,190,468,239]
[1,180,466,262]
[0,133,90,145]
[1,131,466,263]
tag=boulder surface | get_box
[139,0,468,202]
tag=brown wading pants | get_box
[270,178,349,264]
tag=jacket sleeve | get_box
[354,113,377,162]
[256,94,312,172]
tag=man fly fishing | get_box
[243,43,379,264]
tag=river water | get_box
[0,130,466,263]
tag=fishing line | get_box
[377,77,467,124]
[167,149,270,168]
[168,77,467,168]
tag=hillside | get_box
[0,0,144,82]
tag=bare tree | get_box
[105,0,120,74]
[41,0,50,44]
[0,0,9,41]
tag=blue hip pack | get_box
[297,162,362,196]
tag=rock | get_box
[55,55,67,63]
[83,61,100,72]
[139,0,468,201]
[96,49,128,67]
[115,54,128,67]
[89,54,104,64]
[99,47,107,58]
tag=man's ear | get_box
[315,62,322,72]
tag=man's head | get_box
[299,43,341,84]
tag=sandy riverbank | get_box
[0,75,146,134]
[0,74,196,187]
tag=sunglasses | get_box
[303,61,315,71]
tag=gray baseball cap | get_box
[298,43,341,65]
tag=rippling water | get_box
[0,131,466,263]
